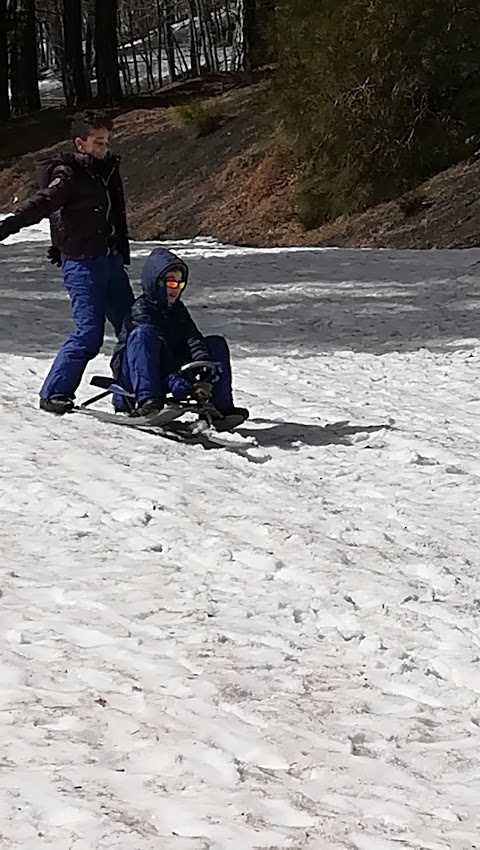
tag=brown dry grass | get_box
[1,80,480,248]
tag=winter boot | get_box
[211,405,249,432]
[136,398,165,417]
[39,395,74,415]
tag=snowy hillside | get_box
[1,225,480,849]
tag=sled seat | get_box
[90,375,116,390]
[90,375,135,397]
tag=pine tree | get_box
[274,0,480,225]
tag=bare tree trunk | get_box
[204,0,219,71]
[49,0,65,72]
[187,0,200,76]
[118,39,132,95]
[197,0,214,72]
[173,31,189,75]
[94,0,122,105]
[9,0,41,113]
[224,0,232,35]
[38,19,47,70]
[198,0,210,71]
[243,0,267,71]
[231,0,245,70]
[138,33,155,91]
[0,0,9,119]
[43,18,57,70]
[213,3,228,71]
[63,0,87,105]
[221,0,234,70]
[50,0,73,106]
[127,6,141,93]
[164,0,176,83]
[145,27,155,89]
[155,0,163,87]
[84,8,93,97]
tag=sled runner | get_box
[73,360,265,458]
[80,361,248,431]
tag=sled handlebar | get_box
[179,360,217,382]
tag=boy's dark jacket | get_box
[111,248,210,380]
[9,151,130,263]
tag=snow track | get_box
[1,235,480,848]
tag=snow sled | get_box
[77,360,249,438]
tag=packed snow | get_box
[1,220,480,849]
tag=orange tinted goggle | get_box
[162,280,186,291]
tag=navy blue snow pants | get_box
[115,328,234,411]
[41,254,134,400]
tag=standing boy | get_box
[0,110,134,413]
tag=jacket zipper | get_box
[102,167,116,237]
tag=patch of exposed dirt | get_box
[1,76,480,248]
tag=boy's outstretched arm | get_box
[0,166,74,241]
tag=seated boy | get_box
[111,247,249,427]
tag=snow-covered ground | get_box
[1,222,480,849]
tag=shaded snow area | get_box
[1,228,480,849]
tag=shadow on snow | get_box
[1,243,480,358]
[243,418,391,450]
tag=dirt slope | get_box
[1,79,480,248]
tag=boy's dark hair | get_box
[70,110,113,141]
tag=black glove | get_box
[47,246,62,267]
[0,215,19,243]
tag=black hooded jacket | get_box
[9,151,130,263]
[111,248,210,380]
